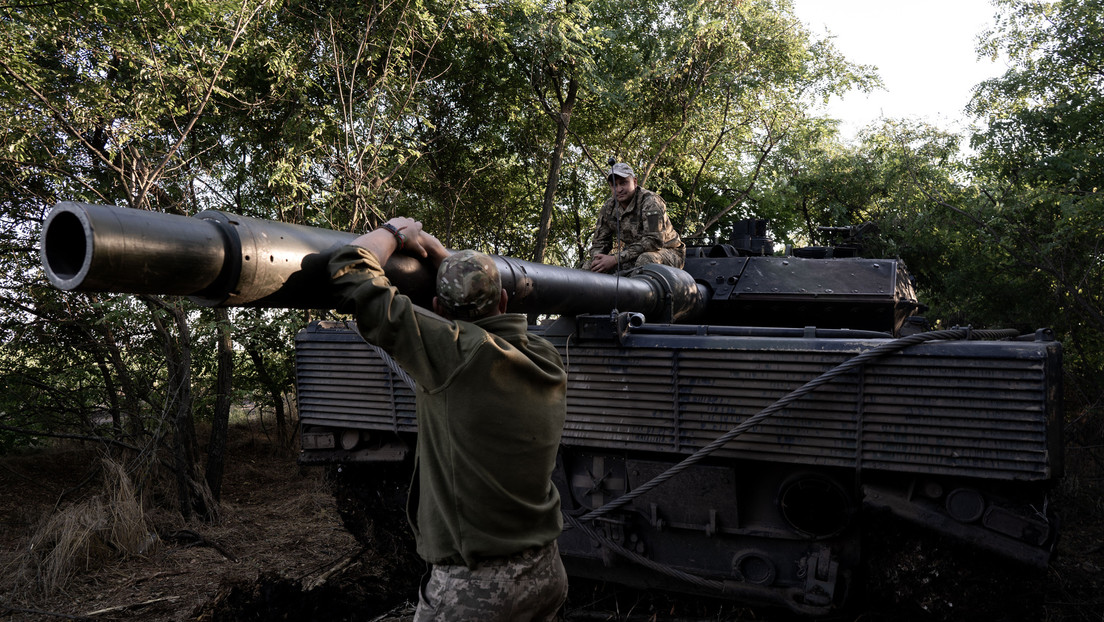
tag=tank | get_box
[40,202,1064,617]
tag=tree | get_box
[751,118,964,248]
[499,0,598,263]
[965,0,1104,389]
[0,0,279,519]
[568,0,880,249]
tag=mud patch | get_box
[193,567,415,622]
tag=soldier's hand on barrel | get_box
[417,232,452,267]
[385,217,425,257]
[590,253,618,273]
[352,217,424,263]
[384,217,422,239]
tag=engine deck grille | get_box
[296,323,1061,482]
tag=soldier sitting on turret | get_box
[588,162,685,274]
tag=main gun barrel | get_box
[39,202,705,321]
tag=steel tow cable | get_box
[364,320,1020,600]
[573,327,1018,523]
[558,327,1019,603]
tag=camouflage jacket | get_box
[589,187,684,266]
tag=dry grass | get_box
[5,457,155,600]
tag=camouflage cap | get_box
[436,249,502,320]
[607,162,635,181]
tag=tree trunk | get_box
[533,77,578,264]
[144,296,213,521]
[205,308,233,503]
[94,356,122,435]
[246,344,288,448]
[85,296,147,439]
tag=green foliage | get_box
[960,0,1104,393]
[0,0,278,211]
[231,308,304,415]
[750,119,964,251]
[616,0,878,242]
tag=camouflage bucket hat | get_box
[436,250,502,320]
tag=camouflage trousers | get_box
[635,248,685,269]
[414,541,568,622]
[602,248,684,274]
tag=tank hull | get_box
[295,319,1062,615]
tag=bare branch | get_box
[135,0,272,209]
[0,58,125,177]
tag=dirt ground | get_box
[1,430,1101,622]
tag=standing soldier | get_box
[330,219,569,621]
[588,162,685,274]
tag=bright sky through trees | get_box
[792,0,1004,140]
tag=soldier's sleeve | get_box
[588,199,615,258]
[329,245,466,389]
